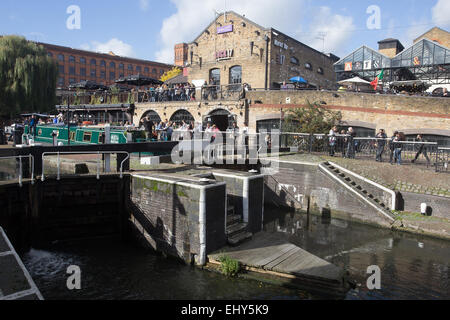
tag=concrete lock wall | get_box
[130,174,227,265]
[263,161,393,227]
[212,171,265,234]
[0,175,129,251]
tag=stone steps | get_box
[322,162,395,220]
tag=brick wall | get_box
[130,175,226,263]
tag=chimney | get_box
[378,39,404,58]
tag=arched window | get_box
[152,68,157,74]
[58,54,64,62]
[229,66,242,84]
[144,67,149,73]
[141,110,162,125]
[136,66,142,73]
[170,110,195,125]
[209,68,221,86]
[100,60,106,67]
[90,59,96,65]
[110,62,116,68]
[119,63,124,69]
[128,64,133,71]
[69,56,75,63]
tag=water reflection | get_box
[264,208,450,300]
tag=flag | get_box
[371,69,384,90]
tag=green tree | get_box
[0,36,58,118]
[283,100,342,134]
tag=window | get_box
[90,69,96,77]
[90,59,96,65]
[209,68,221,85]
[100,71,106,79]
[80,68,86,76]
[58,77,65,86]
[128,64,133,71]
[82,132,92,143]
[152,68,157,74]
[109,72,116,80]
[70,131,76,142]
[119,63,124,69]
[110,62,116,68]
[136,66,142,73]
[317,67,324,75]
[69,66,76,75]
[144,67,149,73]
[100,60,106,67]
[58,54,64,62]
[290,57,299,65]
[229,65,242,84]
[58,65,65,74]
[69,56,75,63]
[80,57,86,64]
[280,55,285,65]
[305,62,312,70]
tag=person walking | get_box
[329,126,338,157]
[375,129,388,162]
[412,135,431,164]
[393,132,405,165]
[389,131,399,165]
[345,127,356,159]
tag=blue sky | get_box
[1,0,449,63]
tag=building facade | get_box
[39,42,173,89]
[178,11,339,90]
[335,27,450,86]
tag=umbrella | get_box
[115,74,163,87]
[289,76,308,84]
[338,76,371,85]
[69,80,108,91]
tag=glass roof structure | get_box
[334,39,450,85]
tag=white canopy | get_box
[338,76,371,85]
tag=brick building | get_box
[174,43,189,67]
[39,42,173,89]
[176,11,339,90]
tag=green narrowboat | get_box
[23,124,147,146]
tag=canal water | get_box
[21,208,450,300]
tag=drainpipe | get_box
[198,187,207,266]
[264,35,270,90]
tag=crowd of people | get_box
[328,127,431,166]
[136,83,197,103]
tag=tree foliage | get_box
[160,67,182,82]
[0,36,58,118]
[283,100,342,134]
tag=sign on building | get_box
[345,62,353,71]
[274,39,289,50]
[364,60,372,70]
[216,49,234,61]
[217,25,233,34]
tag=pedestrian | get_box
[375,129,387,162]
[345,127,356,159]
[329,126,338,157]
[389,131,399,165]
[393,132,405,165]
[412,135,431,164]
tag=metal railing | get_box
[41,151,130,181]
[435,147,450,173]
[0,155,35,187]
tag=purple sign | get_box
[217,25,233,34]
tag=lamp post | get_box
[67,97,71,146]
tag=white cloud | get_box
[139,0,149,12]
[80,38,135,57]
[155,0,355,63]
[432,0,450,28]
[298,6,355,56]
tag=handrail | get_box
[41,151,130,181]
[0,155,35,187]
